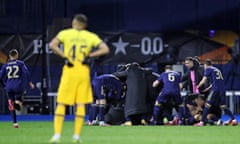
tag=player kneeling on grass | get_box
[0,49,34,128]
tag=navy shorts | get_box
[206,90,225,106]
[157,91,183,105]
[91,79,105,99]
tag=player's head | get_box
[165,65,172,71]
[72,14,88,30]
[184,57,194,69]
[193,56,201,65]
[204,59,212,69]
[194,56,200,62]
[195,94,205,107]
[9,49,19,60]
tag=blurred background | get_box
[0,0,240,115]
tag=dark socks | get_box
[98,105,105,121]
[201,107,210,123]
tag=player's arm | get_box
[201,84,212,92]
[153,74,163,88]
[49,37,73,67]
[152,80,160,87]
[186,104,197,115]
[89,42,109,58]
[49,38,65,58]
[197,76,207,89]
[112,71,128,81]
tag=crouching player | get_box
[152,65,184,125]
[0,49,34,128]
[89,74,125,126]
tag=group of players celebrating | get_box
[1,50,237,128]
[88,57,238,126]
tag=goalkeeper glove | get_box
[64,58,74,67]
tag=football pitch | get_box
[0,121,240,144]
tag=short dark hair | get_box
[194,56,200,62]
[185,56,194,61]
[165,65,172,70]
[9,49,18,57]
[74,14,88,24]
[204,59,212,66]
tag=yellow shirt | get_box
[57,28,102,63]
[56,28,102,105]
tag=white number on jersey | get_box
[6,65,20,79]
[168,73,175,82]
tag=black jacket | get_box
[181,62,204,93]
[113,64,148,117]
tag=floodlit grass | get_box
[0,121,240,144]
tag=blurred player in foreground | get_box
[0,49,34,128]
[49,13,109,143]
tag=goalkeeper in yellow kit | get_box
[49,14,109,143]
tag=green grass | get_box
[0,121,240,144]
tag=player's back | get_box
[1,60,28,92]
[205,66,224,91]
[101,74,121,86]
[97,74,123,99]
[58,28,101,63]
[160,71,181,94]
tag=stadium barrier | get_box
[47,91,240,115]
[225,91,240,114]
[48,92,75,115]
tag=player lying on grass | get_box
[184,94,222,125]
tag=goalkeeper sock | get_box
[74,105,85,136]
[54,104,65,135]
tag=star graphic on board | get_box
[112,37,129,55]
